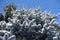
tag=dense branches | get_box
[0,3,60,40]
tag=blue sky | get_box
[0,0,60,23]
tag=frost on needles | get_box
[0,3,60,40]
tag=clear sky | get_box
[0,0,60,23]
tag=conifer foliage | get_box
[0,3,60,40]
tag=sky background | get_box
[0,0,60,23]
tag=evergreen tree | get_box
[4,3,16,22]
